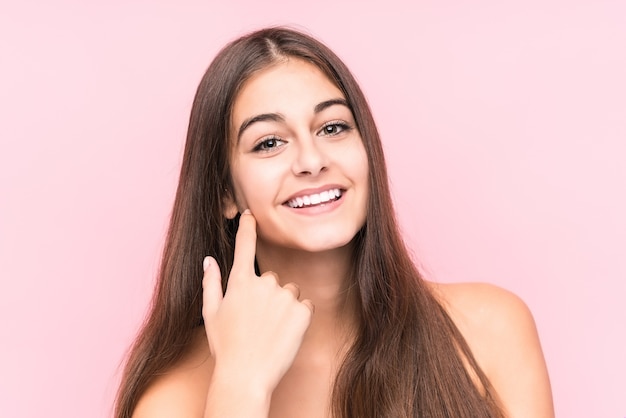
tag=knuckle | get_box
[260,270,279,283]
[294,303,313,322]
[300,300,314,315]
[285,282,299,290]
[283,282,300,298]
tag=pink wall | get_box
[1,1,624,417]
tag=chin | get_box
[257,217,364,254]
[288,230,359,253]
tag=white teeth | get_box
[286,188,342,208]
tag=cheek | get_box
[349,143,370,185]
[231,178,256,210]
[230,162,280,210]
[230,169,253,210]
[352,145,370,211]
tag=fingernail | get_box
[203,256,211,271]
[242,209,251,215]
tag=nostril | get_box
[292,144,329,176]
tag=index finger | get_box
[231,209,258,277]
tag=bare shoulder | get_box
[427,281,554,418]
[428,281,532,337]
[132,327,213,418]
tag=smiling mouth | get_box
[285,188,343,208]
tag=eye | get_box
[252,136,286,153]
[318,121,352,137]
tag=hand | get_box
[202,210,314,394]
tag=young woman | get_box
[115,27,554,418]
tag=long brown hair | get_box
[115,27,504,418]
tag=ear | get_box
[222,191,239,219]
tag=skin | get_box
[133,59,554,418]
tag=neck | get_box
[255,241,359,347]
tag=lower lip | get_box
[283,194,344,216]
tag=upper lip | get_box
[283,184,346,204]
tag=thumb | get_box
[202,256,223,322]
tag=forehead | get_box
[231,58,345,125]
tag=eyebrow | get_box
[237,113,285,142]
[314,98,350,113]
[236,98,350,142]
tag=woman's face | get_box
[226,58,369,254]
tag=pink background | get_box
[1,1,624,417]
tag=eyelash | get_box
[318,120,352,136]
[252,136,286,153]
[251,121,353,153]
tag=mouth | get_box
[285,188,343,209]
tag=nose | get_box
[291,135,328,177]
